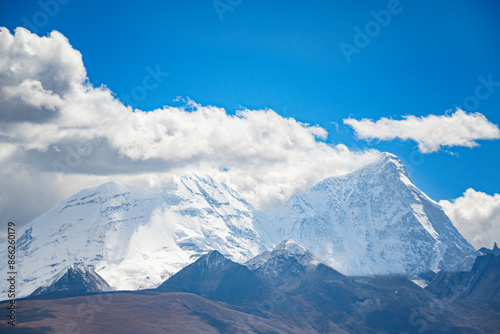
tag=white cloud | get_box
[0,27,381,239]
[3,79,64,110]
[344,110,500,153]
[439,189,500,249]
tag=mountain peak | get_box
[66,181,155,202]
[30,264,112,298]
[258,152,477,276]
[275,239,309,255]
[180,172,215,183]
[186,249,240,275]
[372,151,411,179]
[380,151,399,161]
[157,250,259,303]
[92,181,129,192]
[479,242,500,256]
[203,250,227,263]
[245,239,326,275]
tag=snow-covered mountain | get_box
[256,153,478,276]
[0,153,479,299]
[3,174,271,298]
[245,239,325,275]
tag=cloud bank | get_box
[344,110,500,153]
[0,27,381,237]
[440,189,500,249]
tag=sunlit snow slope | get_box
[257,153,478,276]
[4,174,270,297]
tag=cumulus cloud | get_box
[344,110,500,153]
[439,189,500,249]
[0,27,381,239]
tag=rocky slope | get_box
[30,264,112,298]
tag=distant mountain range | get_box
[2,240,498,333]
[0,152,479,299]
[156,240,499,333]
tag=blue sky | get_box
[1,0,499,208]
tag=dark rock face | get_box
[479,242,500,256]
[30,265,112,298]
[156,250,265,303]
[426,252,500,309]
[157,240,489,333]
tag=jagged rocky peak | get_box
[426,250,500,304]
[479,242,500,256]
[198,250,236,272]
[275,239,310,254]
[173,249,239,273]
[377,151,410,173]
[30,264,112,298]
[272,239,322,266]
[321,152,414,193]
[245,239,327,275]
[156,249,259,303]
